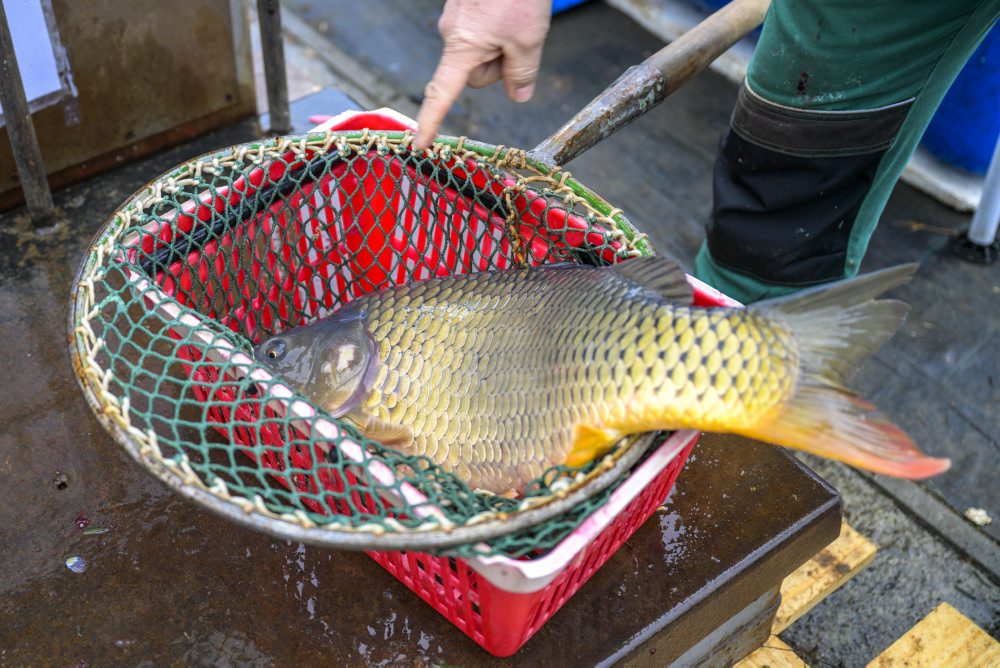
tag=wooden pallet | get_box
[868,603,1000,668]
[737,636,808,668]
[736,524,1000,667]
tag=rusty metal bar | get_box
[256,0,291,134]
[0,0,54,222]
[531,0,770,167]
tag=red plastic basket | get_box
[122,109,739,657]
[365,433,697,656]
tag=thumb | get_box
[501,41,544,103]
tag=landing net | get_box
[69,130,667,557]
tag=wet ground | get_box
[2,0,999,665]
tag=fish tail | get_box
[741,264,950,479]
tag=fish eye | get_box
[265,340,286,360]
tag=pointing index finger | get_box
[414,52,474,150]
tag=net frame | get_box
[69,129,672,556]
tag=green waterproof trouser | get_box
[693,0,1000,304]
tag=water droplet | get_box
[65,556,88,573]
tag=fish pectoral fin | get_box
[565,424,624,467]
[349,411,414,450]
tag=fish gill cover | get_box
[68,131,661,557]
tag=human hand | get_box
[414,0,551,149]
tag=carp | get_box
[255,257,948,494]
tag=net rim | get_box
[68,130,664,554]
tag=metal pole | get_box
[256,0,291,134]
[953,135,1000,264]
[967,137,1000,246]
[0,0,54,222]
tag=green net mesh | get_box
[70,130,665,557]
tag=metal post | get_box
[953,136,1000,264]
[968,138,1000,245]
[0,0,54,222]
[256,0,291,134]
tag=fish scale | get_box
[256,258,950,494]
[340,265,794,492]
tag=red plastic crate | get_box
[122,108,739,657]
[365,432,697,656]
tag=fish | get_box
[253,256,949,494]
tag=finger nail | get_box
[514,84,535,103]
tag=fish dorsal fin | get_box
[609,256,692,303]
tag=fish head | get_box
[254,311,377,418]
